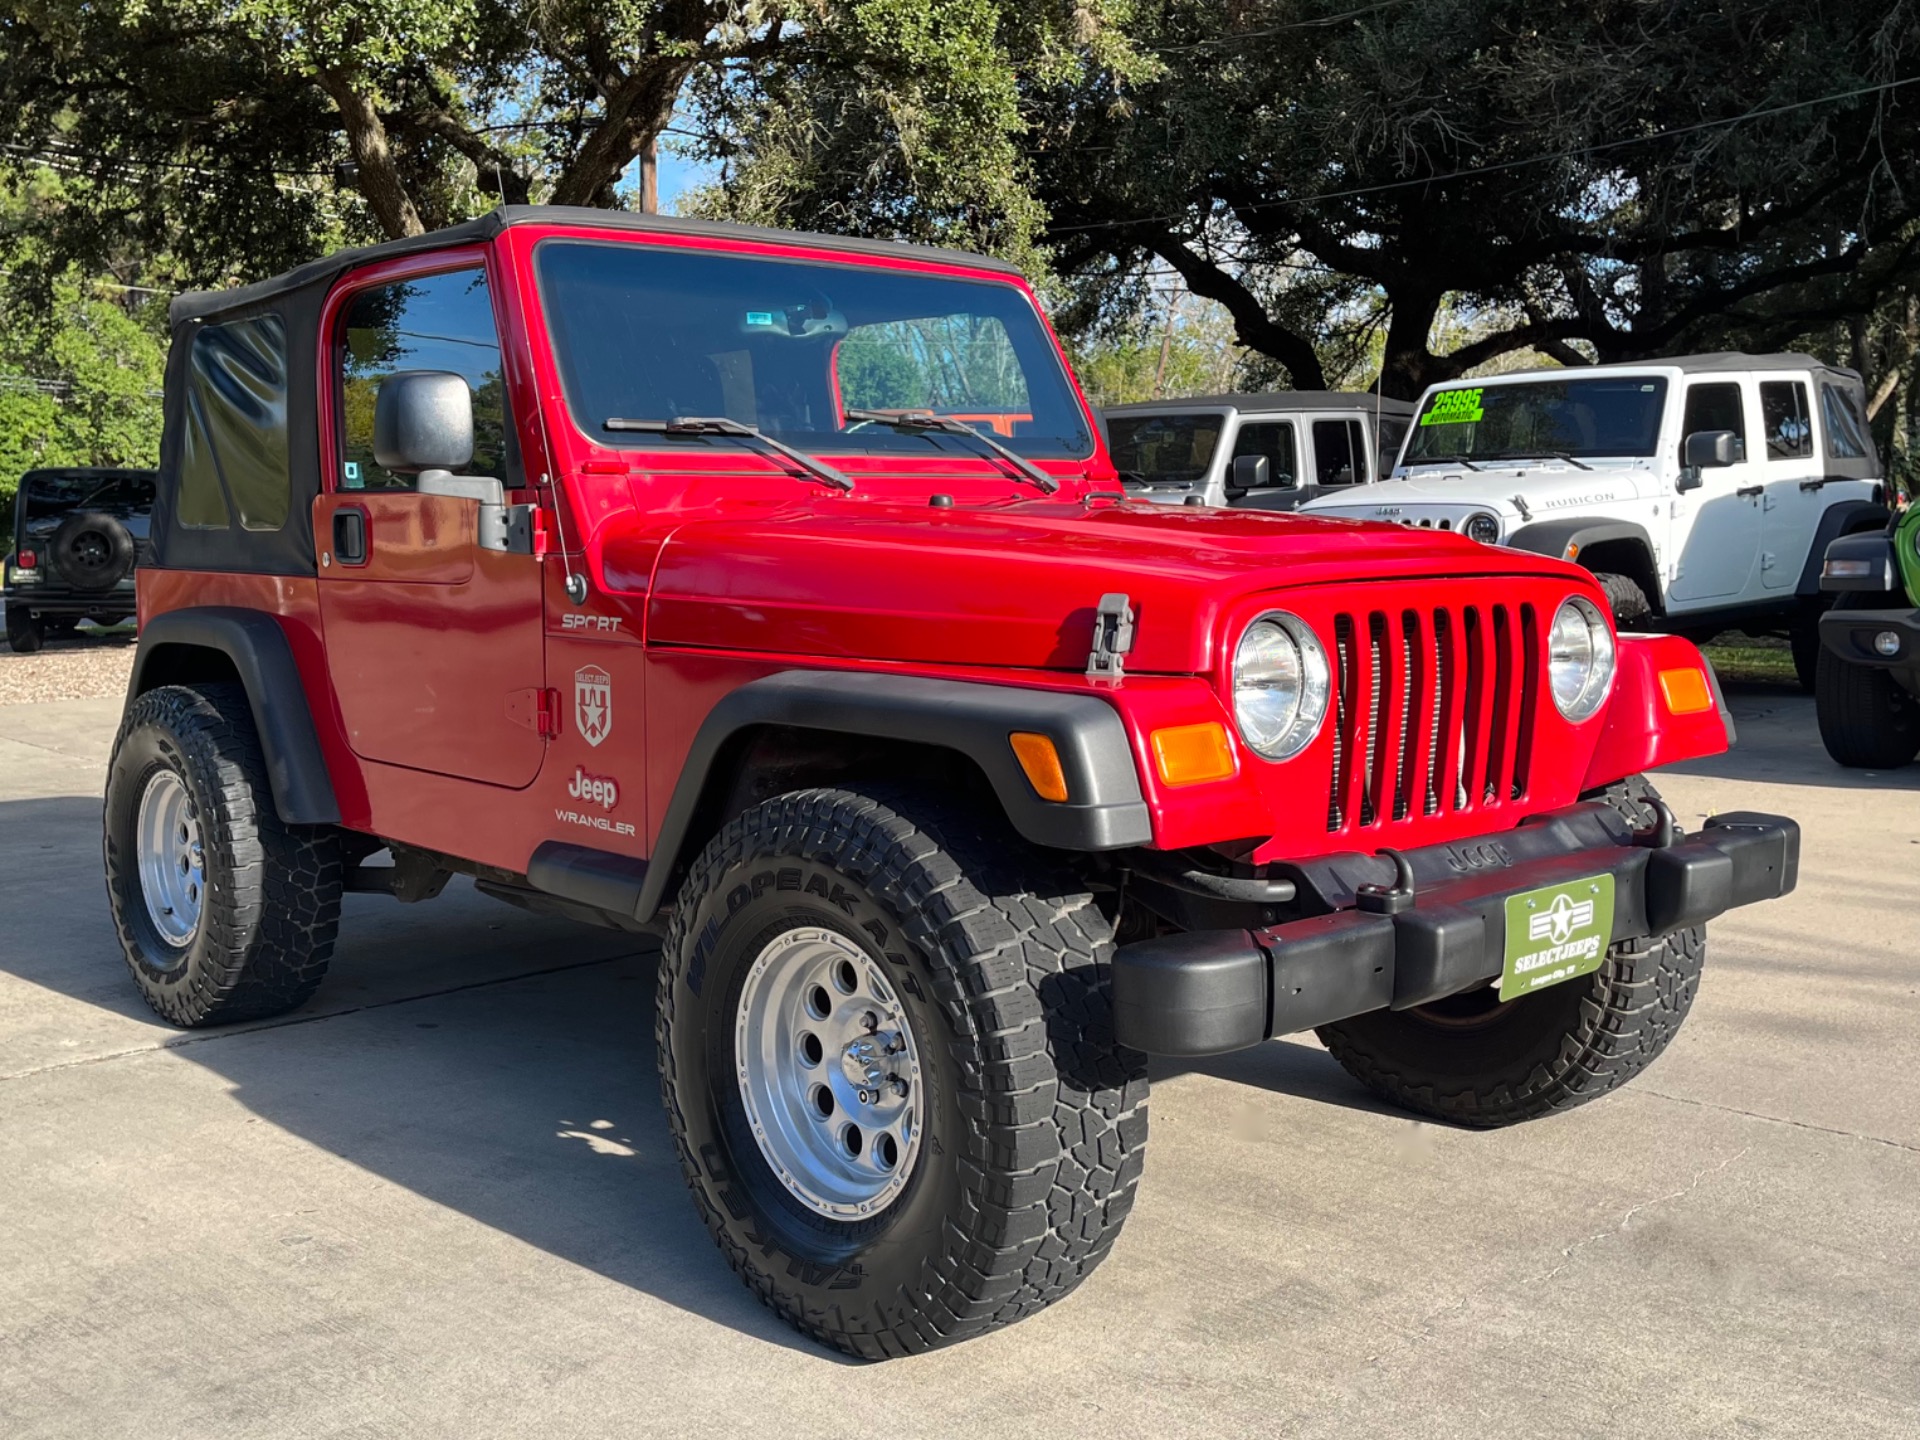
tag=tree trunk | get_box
[318,70,424,239]
[1378,287,1445,399]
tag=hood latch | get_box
[1087,592,1136,680]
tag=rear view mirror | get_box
[374,371,474,474]
[1683,429,1739,469]
[1229,454,1269,496]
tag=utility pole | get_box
[1151,297,1179,398]
[640,134,659,215]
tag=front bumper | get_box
[1111,803,1799,1056]
[1820,605,1920,669]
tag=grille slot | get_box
[1325,601,1538,835]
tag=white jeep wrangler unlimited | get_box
[1300,353,1888,688]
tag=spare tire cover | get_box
[48,511,136,592]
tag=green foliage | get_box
[0,278,166,536]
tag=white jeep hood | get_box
[1301,461,1651,528]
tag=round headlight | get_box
[1549,596,1615,722]
[1233,612,1331,760]
[1465,512,1501,544]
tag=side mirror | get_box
[374,371,474,474]
[1228,454,1269,497]
[1683,429,1739,470]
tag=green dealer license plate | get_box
[1499,874,1615,1001]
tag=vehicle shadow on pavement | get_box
[1661,692,1920,791]
[1154,1039,1402,1118]
[0,795,848,1359]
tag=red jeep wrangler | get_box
[106,207,1798,1357]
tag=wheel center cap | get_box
[839,1032,900,1090]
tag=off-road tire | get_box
[6,606,44,653]
[657,787,1148,1358]
[1594,571,1652,626]
[1815,639,1920,768]
[1316,775,1704,1128]
[104,683,342,1026]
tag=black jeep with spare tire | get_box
[4,467,155,652]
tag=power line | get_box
[1047,73,1920,235]
[1150,0,1414,53]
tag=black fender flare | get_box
[1797,499,1893,597]
[128,607,341,825]
[1508,517,1662,605]
[625,669,1153,922]
[1507,517,1657,565]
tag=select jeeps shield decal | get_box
[575,665,612,747]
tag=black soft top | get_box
[154,208,1019,578]
[170,206,1019,328]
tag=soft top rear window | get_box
[22,474,155,520]
[535,240,1093,461]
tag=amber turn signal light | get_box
[1658,666,1714,716]
[1009,732,1070,802]
[1151,721,1237,787]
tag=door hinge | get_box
[506,687,562,737]
[1087,592,1136,680]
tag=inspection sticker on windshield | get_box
[1419,388,1484,426]
[1499,874,1614,1000]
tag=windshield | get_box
[1401,377,1669,463]
[536,240,1093,460]
[1105,414,1225,485]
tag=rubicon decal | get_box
[567,766,619,811]
[575,665,612,747]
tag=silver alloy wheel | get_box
[136,769,205,949]
[734,926,925,1219]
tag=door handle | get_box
[333,507,368,565]
[1735,485,1763,499]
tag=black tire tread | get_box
[656,787,1148,1357]
[1814,641,1920,769]
[1316,775,1705,1128]
[1593,571,1652,626]
[105,683,342,1026]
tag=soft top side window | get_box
[179,315,291,532]
[1820,383,1870,460]
[335,266,519,492]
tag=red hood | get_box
[624,497,1589,673]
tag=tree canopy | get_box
[699,0,1920,398]
[0,0,1132,286]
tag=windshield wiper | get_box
[843,407,1059,494]
[603,416,854,491]
[1403,455,1483,472]
[1480,450,1593,471]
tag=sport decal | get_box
[575,665,612,747]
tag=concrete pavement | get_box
[1,691,1916,1438]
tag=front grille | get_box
[1326,602,1539,833]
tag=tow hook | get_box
[1636,797,1679,849]
[1355,848,1417,915]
